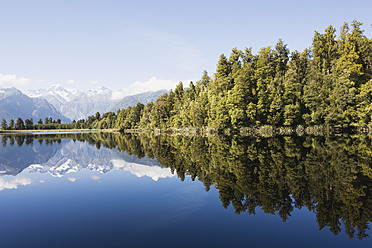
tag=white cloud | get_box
[66,79,75,84]
[129,77,178,92]
[111,77,187,100]
[0,177,32,191]
[68,177,78,182]
[91,175,100,180]
[90,80,99,85]
[0,74,30,87]
[39,180,45,183]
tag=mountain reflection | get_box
[0,133,172,180]
[1,132,372,239]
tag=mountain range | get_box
[0,87,70,123]
[0,85,167,122]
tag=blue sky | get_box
[0,0,371,92]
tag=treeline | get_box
[1,117,67,130]
[0,112,117,130]
[113,21,372,131]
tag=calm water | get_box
[0,132,372,247]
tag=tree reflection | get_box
[1,132,372,239]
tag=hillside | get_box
[0,87,70,123]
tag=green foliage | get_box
[1,118,7,130]
[24,118,33,130]
[8,119,14,129]
[15,118,25,130]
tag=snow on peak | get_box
[111,159,175,181]
[26,85,81,102]
[26,158,174,181]
[86,86,112,96]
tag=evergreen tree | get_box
[1,118,7,130]
[9,119,14,129]
[25,118,33,130]
[356,79,372,125]
[150,93,171,128]
[15,118,25,130]
[283,50,309,125]
[312,25,338,73]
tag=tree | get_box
[356,79,372,125]
[282,50,309,126]
[139,102,153,128]
[95,112,100,120]
[216,54,231,80]
[25,118,33,130]
[15,118,25,130]
[1,118,7,130]
[150,93,171,128]
[337,21,371,86]
[312,25,338,73]
[38,119,43,124]
[9,119,14,129]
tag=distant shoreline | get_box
[0,129,119,134]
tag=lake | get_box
[0,132,372,247]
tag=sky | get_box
[0,0,371,93]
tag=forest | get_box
[1,20,372,132]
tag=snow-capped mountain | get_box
[27,84,81,102]
[27,85,111,120]
[26,85,167,121]
[0,87,70,123]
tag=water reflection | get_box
[0,177,32,191]
[1,132,372,240]
[0,133,173,181]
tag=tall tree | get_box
[1,118,7,130]
[15,118,25,130]
[9,119,14,129]
[312,25,338,73]
[25,118,33,130]
[283,50,309,126]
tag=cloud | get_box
[39,180,45,183]
[66,79,75,84]
[90,80,99,85]
[68,177,78,182]
[111,77,187,100]
[0,177,32,191]
[129,77,178,92]
[91,175,100,180]
[0,74,30,87]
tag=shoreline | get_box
[1,125,372,136]
[0,129,120,134]
[123,125,372,136]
